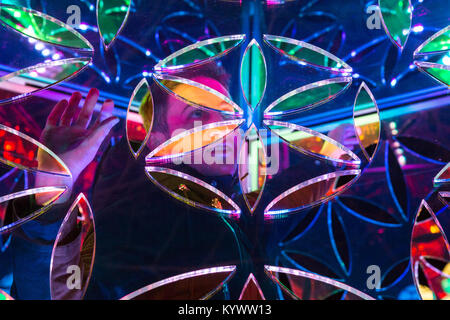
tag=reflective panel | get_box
[264,77,352,117]
[353,82,380,161]
[121,266,236,300]
[145,167,240,217]
[239,273,265,300]
[0,4,93,51]
[264,170,361,218]
[240,39,267,109]
[0,124,71,177]
[415,61,450,87]
[154,74,243,116]
[263,34,352,73]
[265,120,360,166]
[414,26,450,57]
[146,120,244,163]
[378,0,412,50]
[126,78,152,159]
[154,35,246,71]
[264,266,374,300]
[411,200,450,300]
[238,125,267,214]
[0,186,67,234]
[96,0,131,49]
[434,163,450,187]
[0,289,13,300]
[0,58,92,104]
[50,193,96,300]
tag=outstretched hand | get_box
[37,88,119,204]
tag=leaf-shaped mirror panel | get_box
[97,0,131,49]
[126,78,152,159]
[434,163,450,187]
[265,120,360,167]
[395,135,450,163]
[0,186,67,234]
[264,77,352,117]
[0,4,93,51]
[0,289,13,300]
[240,39,267,110]
[282,250,342,280]
[154,74,243,116]
[146,120,244,163]
[414,61,450,87]
[414,26,450,57]
[0,124,71,177]
[239,273,265,300]
[0,58,92,104]
[264,170,361,218]
[353,82,380,161]
[50,193,95,300]
[263,34,352,73]
[264,266,374,300]
[328,205,351,275]
[145,167,240,217]
[154,35,246,72]
[121,266,236,300]
[378,0,412,50]
[239,125,267,214]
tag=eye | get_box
[189,109,207,120]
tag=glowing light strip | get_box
[264,265,374,300]
[264,120,361,165]
[264,77,352,117]
[120,266,237,300]
[145,119,244,163]
[264,170,361,217]
[0,186,67,234]
[263,34,353,73]
[145,167,241,216]
[0,4,94,51]
[154,34,246,71]
[0,124,72,177]
[154,73,243,115]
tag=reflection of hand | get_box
[36,88,119,204]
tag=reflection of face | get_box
[163,77,240,177]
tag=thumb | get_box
[83,117,120,152]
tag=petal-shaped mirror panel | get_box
[154,74,243,116]
[0,57,92,104]
[146,120,244,163]
[414,25,450,57]
[240,39,267,110]
[0,4,93,51]
[264,266,374,300]
[239,273,265,300]
[239,125,267,214]
[0,186,67,234]
[0,289,13,300]
[353,82,380,161]
[263,34,352,73]
[434,163,450,187]
[415,61,450,87]
[154,35,246,72]
[264,170,361,218]
[126,78,152,159]
[0,124,71,177]
[121,266,236,300]
[378,0,412,50]
[411,200,450,300]
[96,0,131,49]
[264,77,352,117]
[50,193,96,300]
[145,167,240,217]
[265,120,360,167]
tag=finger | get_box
[46,99,68,126]
[83,117,119,152]
[76,88,100,128]
[60,92,82,126]
[94,99,114,126]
